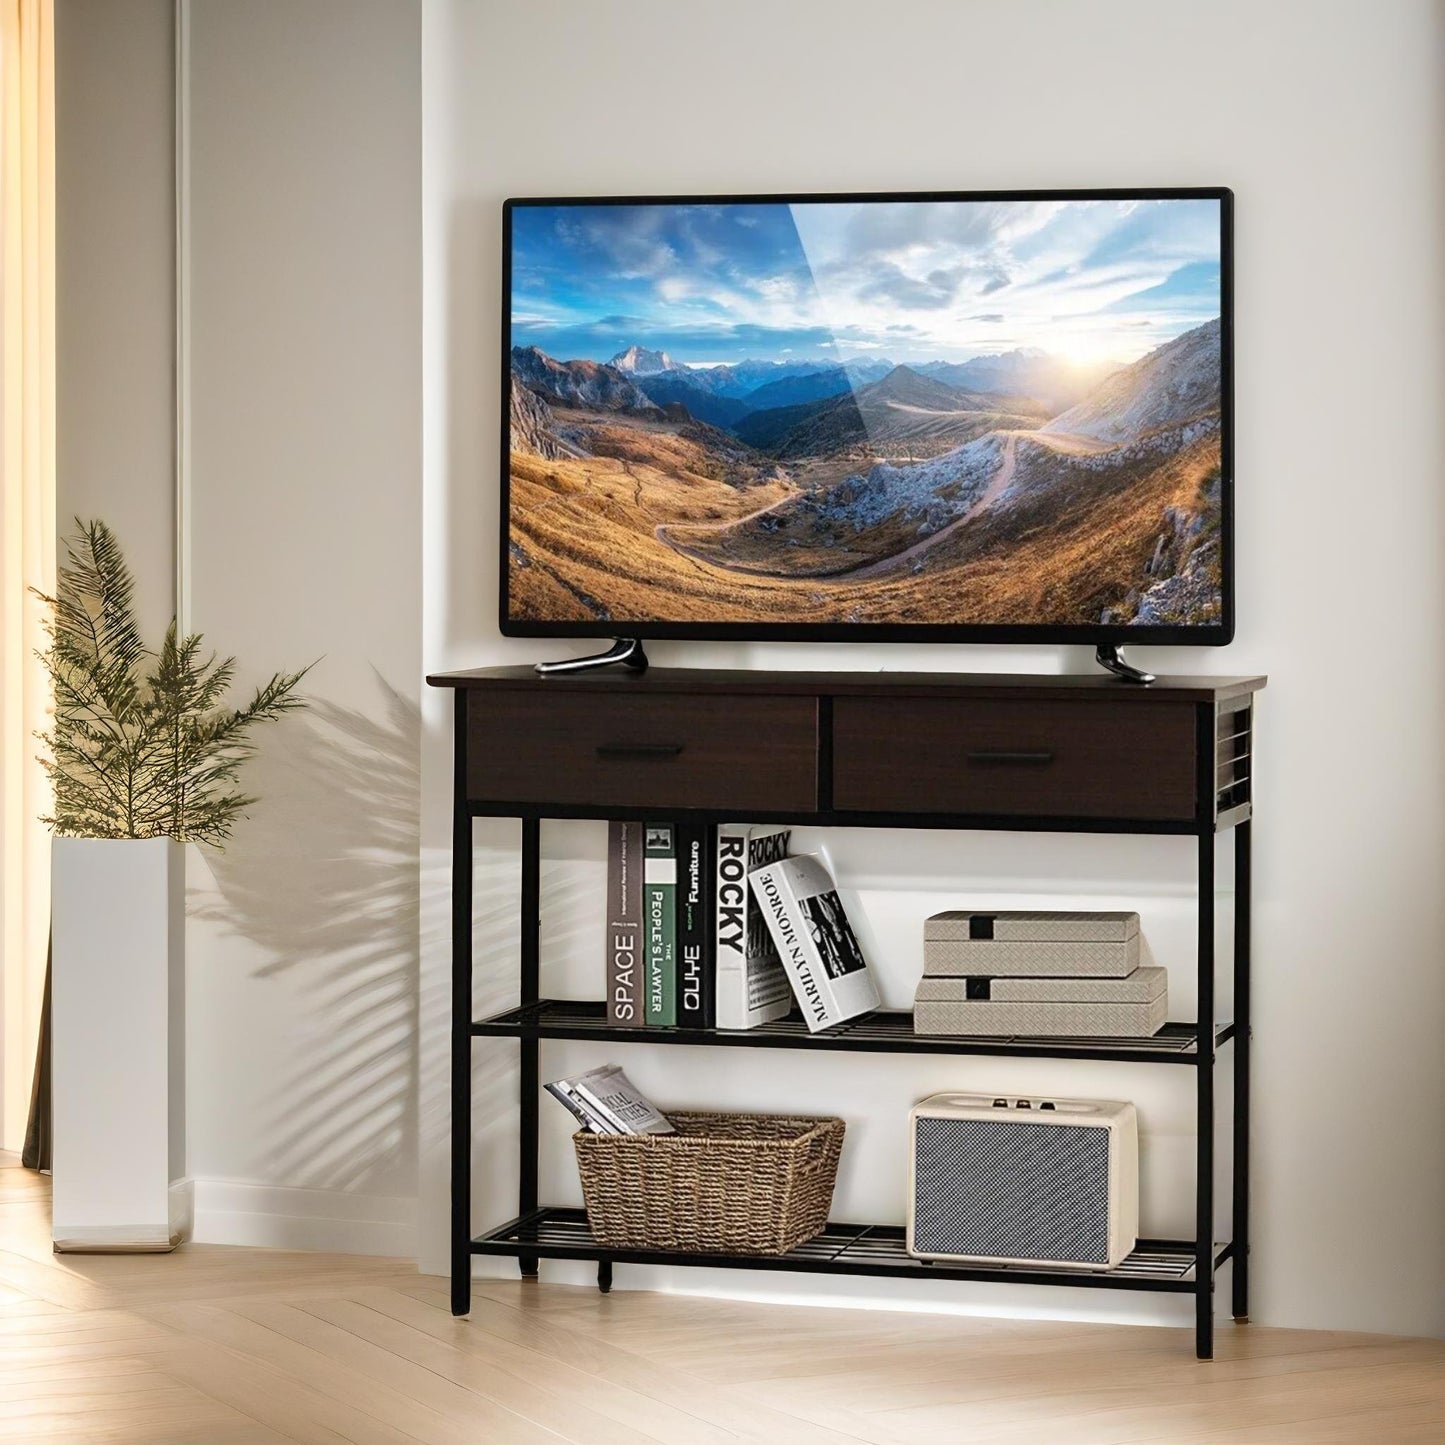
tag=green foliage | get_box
[35,519,312,847]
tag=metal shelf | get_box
[473,1206,1229,1295]
[472,998,1232,1065]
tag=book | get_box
[644,825,677,1026]
[749,853,880,1032]
[674,820,713,1028]
[544,1079,617,1133]
[715,824,793,1030]
[605,822,644,1026]
[568,1065,675,1135]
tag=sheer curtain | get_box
[0,0,54,1155]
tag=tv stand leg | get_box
[1095,644,1155,685]
[535,638,649,676]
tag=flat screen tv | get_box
[502,188,1232,650]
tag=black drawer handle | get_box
[595,743,685,761]
[966,750,1055,767]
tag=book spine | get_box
[605,822,643,1027]
[743,828,793,1023]
[543,1081,591,1130]
[714,824,750,1029]
[674,820,713,1029]
[545,1080,614,1133]
[644,825,677,1027]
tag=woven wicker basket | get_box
[574,1111,845,1256]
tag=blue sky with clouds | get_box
[510,197,1221,368]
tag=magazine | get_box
[546,1064,675,1135]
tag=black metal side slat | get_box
[1213,700,1253,820]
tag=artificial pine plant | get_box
[35,519,311,846]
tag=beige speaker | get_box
[907,1093,1139,1270]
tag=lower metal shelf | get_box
[473,1206,1227,1295]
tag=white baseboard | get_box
[190,1178,416,1257]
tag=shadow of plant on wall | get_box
[191,670,420,1197]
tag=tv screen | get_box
[502,189,1231,645]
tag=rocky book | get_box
[716,824,793,1030]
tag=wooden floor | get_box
[5,1157,1445,1443]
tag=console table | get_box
[427,665,1265,1359]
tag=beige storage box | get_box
[924,910,1140,978]
[914,966,1167,1037]
[925,910,1139,942]
[907,1093,1139,1269]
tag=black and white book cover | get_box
[716,825,793,1030]
[674,820,714,1028]
[749,853,880,1032]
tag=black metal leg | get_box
[450,693,473,1317]
[519,817,541,1280]
[1232,819,1252,1322]
[1196,825,1216,1360]
[598,1260,613,1294]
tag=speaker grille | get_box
[914,1117,1110,1263]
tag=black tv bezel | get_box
[499,186,1234,649]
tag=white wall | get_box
[55,0,175,635]
[421,0,1445,1338]
[183,0,423,1254]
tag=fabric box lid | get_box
[924,910,1140,943]
[923,937,1139,978]
[915,966,1167,1005]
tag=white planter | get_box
[51,837,189,1252]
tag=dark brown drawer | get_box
[467,691,818,812]
[831,697,1197,820]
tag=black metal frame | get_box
[450,692,1252,1358]
[500,186,1234,650]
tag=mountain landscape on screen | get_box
[506,198,1225,628]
